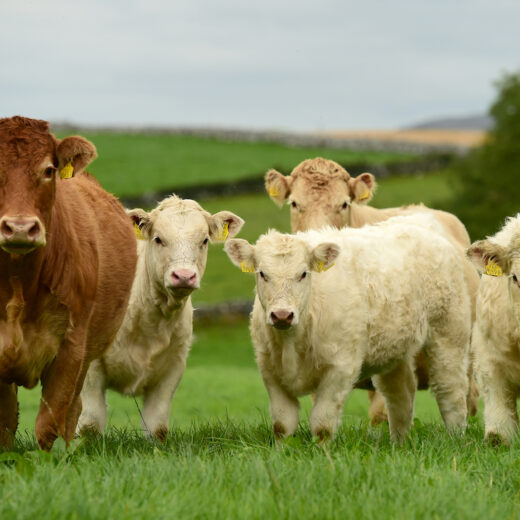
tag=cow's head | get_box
[225,231,340,330]
[265,157,376,232]
[128,196,244,301]
[0,116,97,255]
[467,234,520,319]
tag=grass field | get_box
[5,322,520,519]
[62,132,415,197]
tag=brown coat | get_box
[0,116,137,449]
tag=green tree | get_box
[449,71,520,239]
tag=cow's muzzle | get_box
[0,216,46,254]
[270,310,295,330]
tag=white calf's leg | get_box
[77,360,107,435]
[373,361,416,442]
[141,360,186,441]
[263,377,300,439]
[425,317,469,432]
[310,366,359,440]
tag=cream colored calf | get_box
[225,216,471,441]
[78,195,244,440]
[467,214,520,444]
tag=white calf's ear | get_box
[127,208,152,239]
[224,239,256,273]
[467,239,510,276]
[208,211,245,243]
[310,242,340,272]
[56,136,98,178]
[348,173,376,204]
[265,169,292,207]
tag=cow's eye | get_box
[299,271,307,281]
[513,274,519,287]
[202,237,209,246]
[259,271,266,281]
[154,236,163,246]
[42,166,55,180]
[290,201,298,209]
[341,202,349,210]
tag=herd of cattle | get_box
[0,115,519,451]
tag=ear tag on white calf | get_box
[359,190,370,201]
[216,222,229,242]
[485,260,503,277]
[60,161,74,179]
[315,260,334,273]
[134,223,145,240]
[268,186,279,197]
[240,261,255,273]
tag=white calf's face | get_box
[225,231,340,330]
[129,197,244,301]
[468,236,520,320]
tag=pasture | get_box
[3,133,519,519]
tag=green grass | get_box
[192,170,454,304]
[63,133,415,197]
[6,322,520,519]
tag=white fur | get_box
[78,196,243,439]
[468,214,520,443]
[226,215,471,441]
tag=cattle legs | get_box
[309,366,357,440]
[367,390,388,426]
[77,360,108,435]
[263,377,300,440]
[0,381,18,449]
[373,361,416,442]
[424,320,469,432]
[141,360,187,441]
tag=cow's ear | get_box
[127,208,153,239]
[310,242,340,273]
[348,173,376,204]
[207,211,245,243]
[224,239,256,273]
[467,239,510,276]
[265,169,292,207]
[56,136,97,178]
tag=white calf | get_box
[225,216,471,441]
[78,195,244,440]
[467,214,520,444]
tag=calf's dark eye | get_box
[342,202,349,209]
[203,238,209,245]
[291,201,297,209]
[259,271,266,280]
[43,167,54,179]
[300,271,307,281]
[154,236,163,245]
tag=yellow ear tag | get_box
[134,223,145,240]
[485,260,503,277]
[217,222,229,242]
[240,261,255,273]
[268,186,279,197]
[60,162,74,179]
[359,190,370,201]
[315,260,335,273]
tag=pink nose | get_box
[270,310,294,329]
[0,216,41,244]
[171,269,197,288]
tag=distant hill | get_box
[406,114,492,131]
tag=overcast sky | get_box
[1,0,518,130]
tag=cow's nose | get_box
[0,217,41,243]
[270,310,294,329]
[171,269,197,288]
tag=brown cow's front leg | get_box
[35,326,88,450]
[368,390,388,426]
[0,381,18,449]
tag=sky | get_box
[0,0,518,131]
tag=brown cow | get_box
[265,157,479,424]
[0,116,137,450]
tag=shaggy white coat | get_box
[226,214,471,441]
